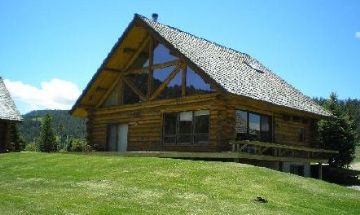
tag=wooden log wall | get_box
[91,94,224,152]
[218,95,319,150]
[90,92,320,152]
[0,120,14,152]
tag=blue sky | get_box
[0,0,359,114]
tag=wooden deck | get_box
[113,141,337,163]
[119,151,329,163]
[91,141,338,164]
[229,140,338,163]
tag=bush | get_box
[24,144,37,151]
[69,139,93,152]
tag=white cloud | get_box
[356,32,360,39]
[4,78,81,112]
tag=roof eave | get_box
[70,14,141,116]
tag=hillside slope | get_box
[0,153,359,214]
[19,110,86,143]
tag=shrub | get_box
[24,143,37,151]
[69,139,93,152]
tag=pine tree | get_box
[12,124,25,151]
[38,114,57,152]
[318,93,356,168]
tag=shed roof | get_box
[0,77,22,121]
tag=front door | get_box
[107,124,128,152]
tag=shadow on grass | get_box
[322,166,360,186]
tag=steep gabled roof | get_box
[71,14,331,117]
[0,77,22,121]
[138,15,331,117]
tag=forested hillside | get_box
[19,110,86,143]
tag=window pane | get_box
[153,66,181,99]
[186,66,213,95]
[194,110,209,144]
[160,71,182,99]
[177,135,192,144]
[249,113,260,140]
[236,110,248,132]
[194,111,209,134]
[163,113,177,144]
[164,113,177,135]
[179,112,193,137]
[123,84,139,104]
[194,134,209,144]
[153,43,178,65]
[260,115,271,142]
[127,73,148,95]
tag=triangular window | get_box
[127,72,148,96]
[153,43,178,65]
[129,43,150,69]
[159,71,182,99]
[153,66,176,90]
[123,84,140,104]
[186,66,213,95]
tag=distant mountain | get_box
[19,110,86,143]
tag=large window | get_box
[235,110,272,142]
[186,66,214,95]
[163,110,210,145]
[101,39,216,108]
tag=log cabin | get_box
[70,14,337,177]
[0,77,22,152]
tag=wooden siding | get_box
[89,93,223,152]
[88,92,319,153]
[0,120,14,152]
[218,95,318,150]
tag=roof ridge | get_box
[136,14,251,58]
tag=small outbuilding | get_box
[0,77,22,152]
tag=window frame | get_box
[235,110,273,142]
[162,110,210,145]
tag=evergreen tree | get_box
[318,93,356,168]
[12,124,25,151]
[38,114,57,152]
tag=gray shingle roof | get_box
[0,77,22,121]
[139,15,331,117]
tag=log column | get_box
[318,162,323,179]
[86,110,94,148]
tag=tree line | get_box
[11,110,89,152]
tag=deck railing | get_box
[229,140,338,161]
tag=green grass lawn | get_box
[0,153,359,215]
